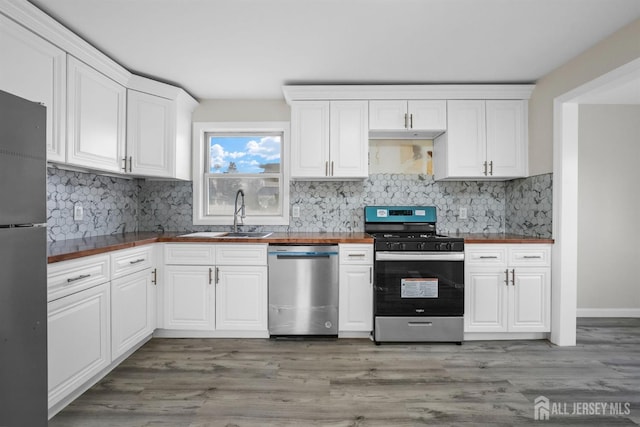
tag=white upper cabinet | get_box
[126,77,197,180]
[126,90,175,177]
[291,100,368,179]
[66,56,127,173]
[434,100,527,180]
[369,100,446,138]
[0,14,66,162]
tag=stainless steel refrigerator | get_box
[0,90,48,426]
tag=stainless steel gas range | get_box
[364,206,465,344]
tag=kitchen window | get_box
[192,122,290,226]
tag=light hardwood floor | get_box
[50,318,640,426]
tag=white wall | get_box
[577,105,640,313]
[192,99,290,122]
[528,18,640,176]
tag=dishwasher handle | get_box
[270,251,338,259]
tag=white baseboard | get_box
[577,308,640,318]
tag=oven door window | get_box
[375,259,464,316]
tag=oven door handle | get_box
[375,252,464,262]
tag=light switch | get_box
[74,204,84,221]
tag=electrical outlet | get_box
[292,205,300,218]
[459,207,468,220]
[73,204,84,221]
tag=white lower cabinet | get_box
[465,244,551,334]
[163,265,215,330]
[216,266,267,331]
[47,282,110,409]
[161,243,268,335]
[111,269,155,359]
[338,244,374,335]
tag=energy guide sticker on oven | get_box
[401,278,438,298]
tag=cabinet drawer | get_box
[339,244,373,264]
[216,244,267,265]
[465,245,507,266]
[111,245,154,279]
[47,254,110,302]
[164,244,215,265]
[508,245,551,267]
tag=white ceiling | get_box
[27,0,640,101]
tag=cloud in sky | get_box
[209,135,281,173]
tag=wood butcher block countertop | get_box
[47,231,552,263]
[458,233,554,244]
[47,231,374,263]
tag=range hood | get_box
[368,129,445,140]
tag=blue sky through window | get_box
[209,135,281,174]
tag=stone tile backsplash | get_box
[47,168,553,241]
[505,173,553,237]
[47,168,139,241]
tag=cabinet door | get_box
[67,56,126,173]
[486,100,526,178]
[127,90,175,177]
[508,267,550,333]
[290,101,330,178]
[464,268,508,332]
[444,100,486,178]
[329,100,368,178]
[408,100,446,130]
[216,266,267,331]
[48,283,110,409]
[338,264,373,332]
[111,269,154,359]
[369,100,407,130]
[0,14,66,162]
[163,265,215,330]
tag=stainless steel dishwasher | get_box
[268,245,339,336]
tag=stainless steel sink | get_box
[219,231,273,238]
[177,231,273,239]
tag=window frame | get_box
[192,122,290,226]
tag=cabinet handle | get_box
[511,269,516,286]
[209,267,213,285]
[404,113,408,129]
[479,256,498,259]
[128,156,133,173]
[504,269,509,286]
[215,267,220,285]
[151,268,157,285]
[348,253,366,258]
[67,273,90,283]
[331,161,334,176]
[523,255,541,259]
[122,157,127,172]
[129,258,145,264]
[410,113,414,129]
[325,161,328,176]
[369,266,373,284]
[489,160,493,176]
[483,161,488,176]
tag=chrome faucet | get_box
[233,189,245,232]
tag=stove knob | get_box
[416,242,424,250]
[440,242,450,251]
[434,243,441,251]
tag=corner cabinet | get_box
[125,79,197,179]
[290,100,368,179]
[66,56,127,173]
[464,244,551,335]
[338,244,374,336]
[433,100,528,180]
[0,13,67,163]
